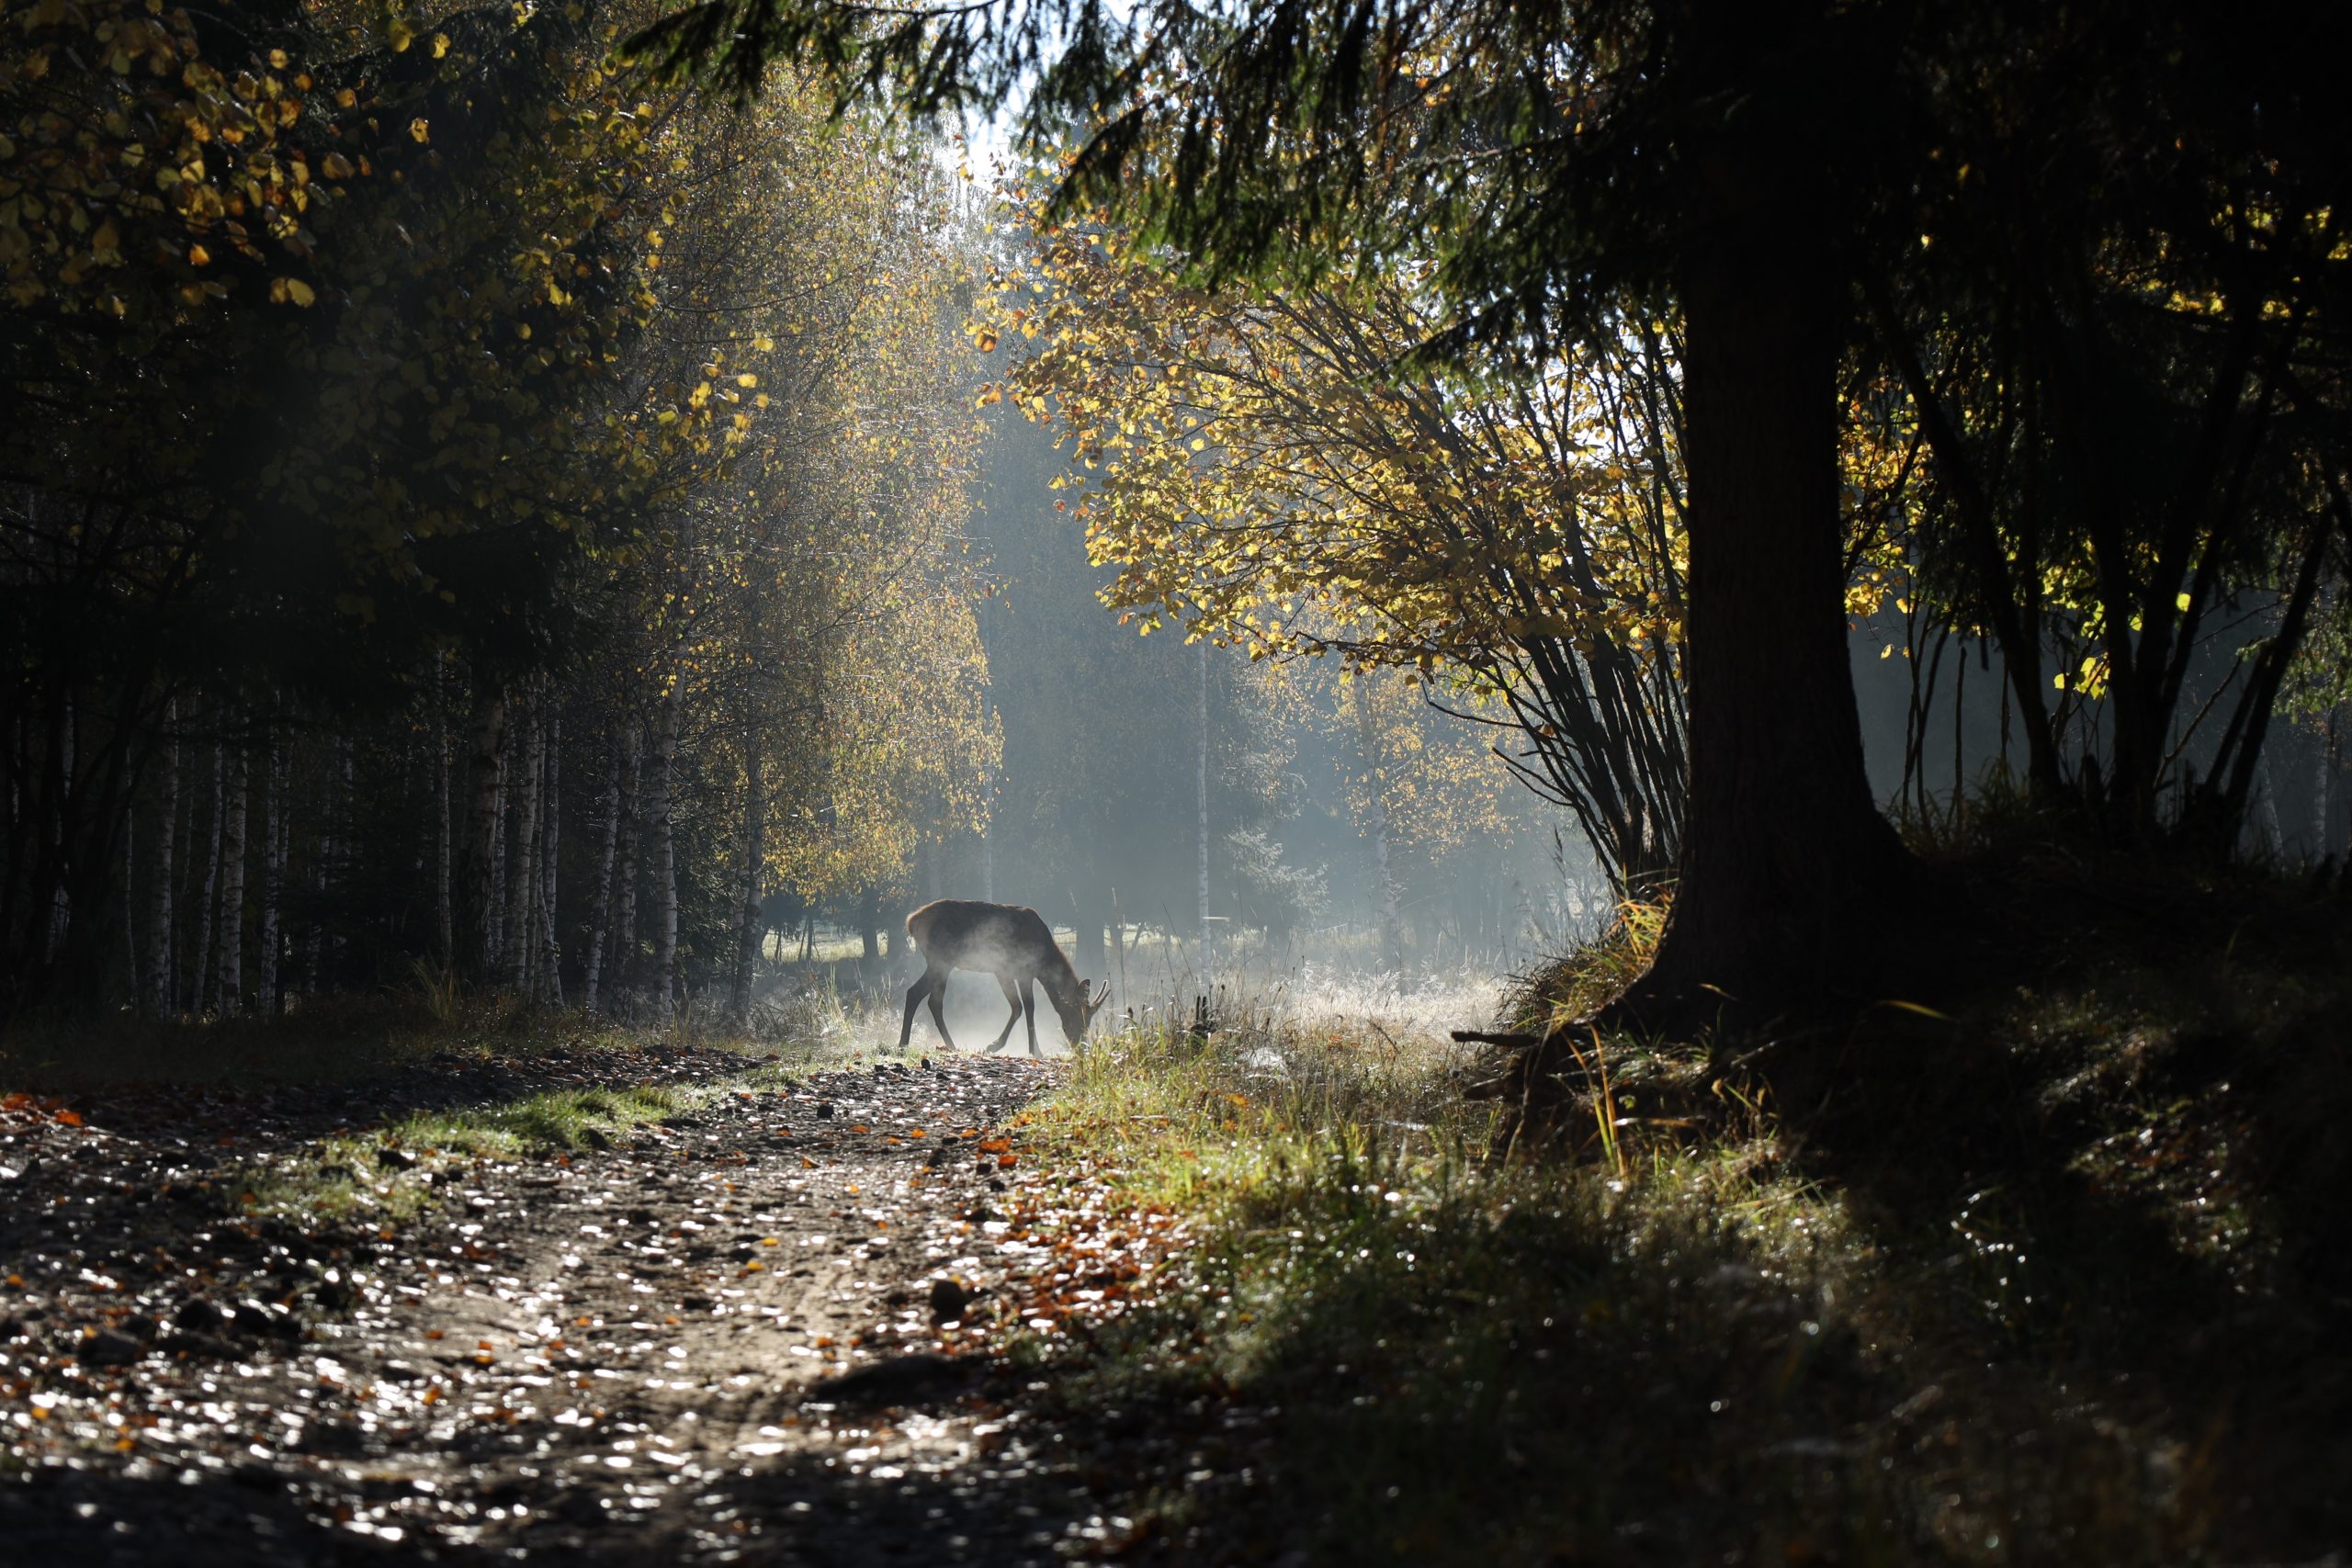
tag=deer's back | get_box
[905,898,1055,960]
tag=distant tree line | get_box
[0,1,990,1019]
[650,0,2352,1011]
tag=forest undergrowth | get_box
[1002,837,2352,1565]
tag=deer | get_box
[896,898,1110,1057]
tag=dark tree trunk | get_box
[120,798,137,1007]
[457,686,508,987]
[146,706,177,1016]
[1624,153,1908,1016]
[538,709,562,1005]
[329,739,353,977]
[610,727,642,1008]
[435,709,454,964]
[507,687,543,993]
[256,728,281,1016]
[190,738,222,1012]
[215,740,248,1015]
[584,736,623,1013]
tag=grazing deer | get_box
[897,899,1110,1057]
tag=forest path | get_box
[1,1048,1135,1566]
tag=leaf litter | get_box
[0,1043,1187,1564]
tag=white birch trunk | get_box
[1196,643,1213,999]
[730,723,763,1020]
[1354,680,1405,971]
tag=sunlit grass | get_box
[1003,907,2320,1564]
[233,1083,690,1222]
[231,1049,836,1224]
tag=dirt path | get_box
[2,1051,1140,1565]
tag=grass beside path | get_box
[1003,858,2352,1566]
[0,979,875,1229]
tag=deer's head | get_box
[1050,978,1113,1045]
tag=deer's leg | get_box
[983,973,1022,1054]
[924,968,959,1053]
[1019,977,1041,1057]
[898,970,928,1052]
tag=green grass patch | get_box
[236,1081,698,1223]
[226,1055,832,1224]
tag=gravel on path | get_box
[1,1049,1148,1565]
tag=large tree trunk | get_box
[215,740,247,1015]
[649,675,683,1024]
[457,686,508,987]
[1624,169,1907,1016]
